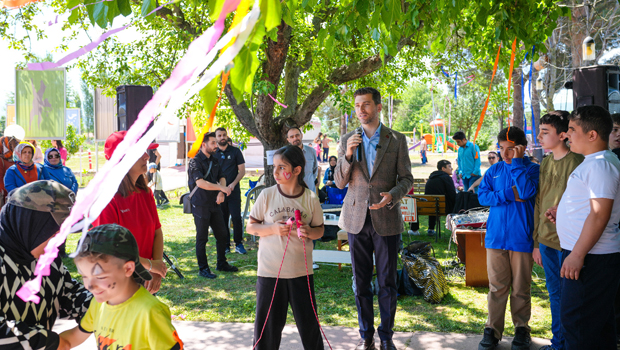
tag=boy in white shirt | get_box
[547,105,620,349]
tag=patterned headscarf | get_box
[13,142,36,171]
[0,136,16,161]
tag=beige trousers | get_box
[485,248,533,340]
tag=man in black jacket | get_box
[409,160,456,236]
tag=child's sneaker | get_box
[408,230,420,235]
[427,229,436,236]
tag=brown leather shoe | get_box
[380,339,397,350]
[355,337,376,350]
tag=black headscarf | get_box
[0,204,60,265]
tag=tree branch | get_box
[224,84,260,137]
[291,35,416,126]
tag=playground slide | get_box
[408,141,421,151]
[446,141,457,151]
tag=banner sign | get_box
[15,69,66,139]
[94,87,117,141]
[66,108,80,134]
[401,198,417,223]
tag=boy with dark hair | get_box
[453,131,481,192]
[59,224,184,349]
[547,105,620,349]
[409,160,456,236]
[532,110,584,350]
[477,126,540,350]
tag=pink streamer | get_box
[268,93,287,108]
[17,0,243,303]
[30,0,175,71]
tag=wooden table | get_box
[454,229,488,287]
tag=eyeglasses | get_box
[48,154,60,159]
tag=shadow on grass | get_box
[61,203,552,339]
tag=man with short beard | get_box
[286,127,318,193]
[188,132,238,279]
[214,127,247,254]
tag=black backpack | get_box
[452,191,485,214]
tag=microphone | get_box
[294,210,303,238]
[356,128,363,162]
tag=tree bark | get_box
[531,71,541,143]
[513,69,524,130]
[340,111,347,138]
[571,2,588,68]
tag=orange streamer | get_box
[473,44,502,144]
[187,0,249,158]
[507,37,517,101]
[1,0,40,9]
[187,72,230,158]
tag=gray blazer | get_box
[334,124,413,236]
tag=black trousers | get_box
[409,216,437,232]
[193,206,229,270]
[322,148,329,162]
[561,250,620,350]
[349,211,399,342]
[221,187,243,246]
[154,190,169,205]
[253,275,324,350]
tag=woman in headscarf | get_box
[4,142,48,194]
[43,148,78,193]
[51,140,68,166]
[0,181,92,350]
[0,135,19,202]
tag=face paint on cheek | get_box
[92,263,104,276]
[283,172,292,180]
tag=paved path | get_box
[54,319,550,350]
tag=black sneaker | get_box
[511,327,531,350]
[199,268,217,279]
[216,263,239,272]
[478,327,499,350]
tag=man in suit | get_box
[334,87,413,350]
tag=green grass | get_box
[60,153,552,338]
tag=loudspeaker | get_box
[116,85,153,131]
[573,65,620,114]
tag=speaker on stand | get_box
[116,85,154,131]
[572,65,620,114]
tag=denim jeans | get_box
[540,243,564,349]
[463,175,481,193]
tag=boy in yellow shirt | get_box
[59,224,183,350]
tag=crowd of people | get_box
[3,85,620,350]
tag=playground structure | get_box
[417,119,457,153]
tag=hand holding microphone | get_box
[345,128,363,162]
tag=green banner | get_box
[15,69,66,139]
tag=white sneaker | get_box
[408,230,420,236]
[312,263,320,270]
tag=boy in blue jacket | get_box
[477,126,540,350]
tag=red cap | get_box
[104,131,159,160]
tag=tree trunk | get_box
[531,71,541,143]
[513,69,524,130]
[340,112,347,138]
[571,2,588,68]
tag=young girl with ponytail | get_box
[247,144,325,350]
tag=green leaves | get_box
[380,0,401,28]
[261,0,282,31]
[141,0,156,21]
[199,75,220,115]
[229,22,266,101]
[356,0,369,17]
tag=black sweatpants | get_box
[193,206,229,270]
[253,275,324,350]
[561,250,620,350]
[221,187,243,246]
